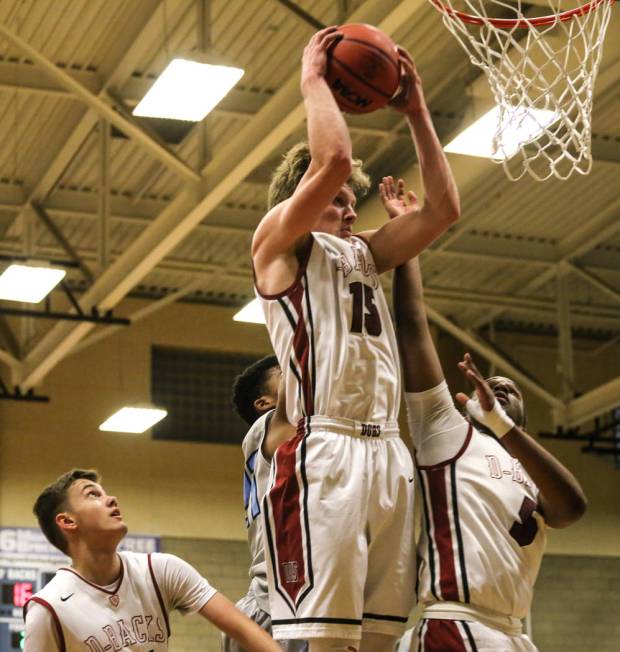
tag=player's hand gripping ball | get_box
[325,23,401,114]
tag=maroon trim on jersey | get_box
[288,278,314,416]
[422,619,469,651]
[415,424,473,471]
[426,468,460,601]
[253,237,314,300]
[147,553,171,638]
[267,429,310,609]
[57,555,124,595]
[26,597,67,652]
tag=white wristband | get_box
[465,397,515,438]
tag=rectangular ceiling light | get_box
[133,58,244,121]
[99,406,168,434]
[444,106,560,160]
[0,264,66,303]
[233,298,265,324]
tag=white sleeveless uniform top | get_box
[242,410,274,613]
[24,551,216,651]
[406,382,546,622]
[256,232,400,425]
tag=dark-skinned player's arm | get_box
[385,177,445,393]
[456,353,588,528]
[359,49,460,274]
[262,376,296,460]
[199,593,281,651]
[252,26,352,296]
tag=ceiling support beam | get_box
[30,202,95,284]
[70,278,205,357]
[425,303,563,409]
[556,376,620,429]
[566,262,620,306]
[98,120,111,270]
[0,20,200,186]
[556,268,575,401]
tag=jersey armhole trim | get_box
[415,423,473,470]
[351,233,370,246]
[25,597,66,652]
[253,237,314,300]
[147,553,171,638]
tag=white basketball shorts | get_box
[221,591,308,652]
[262,415,416,642]
[404,618,539,652]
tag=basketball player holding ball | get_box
[252,26,460,652]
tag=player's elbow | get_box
[322,149,352,182]
[546,492,588,529]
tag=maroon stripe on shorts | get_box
[269,431,306,605]
[423,619,468,651]
[427,467,459,600]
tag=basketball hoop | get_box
[429,0,614,180]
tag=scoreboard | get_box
[0,564,57,652]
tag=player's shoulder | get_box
[241,410,274,458]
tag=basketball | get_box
[325,23,401,114]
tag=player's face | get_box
[486,376,525,427]
[65,479,128,543]
[315,185,357,238]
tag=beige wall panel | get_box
[1,301,618,556]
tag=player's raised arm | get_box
[385,177,444,393]
[456,353,588,528]
[363,49,460,273]
[252,27,352,295]
[199,593,281,651]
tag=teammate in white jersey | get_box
[383,177,587,651]
[223,355,307,652]
[24,469,282,652]
[252,26,460,652]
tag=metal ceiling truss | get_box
[0,0,616,435]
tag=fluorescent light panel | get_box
[133,58,244,121]
[233,298,265,324]
[444,106,560,160]
[99,406,168,434]
[0,264,66,303]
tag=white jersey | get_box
[257,232,400,424]
[24,551,216,651]
[406,382,546,621]
[242,410,274,612]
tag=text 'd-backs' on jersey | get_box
[25,551,170,651]
[416,424,546,620]
[256,232,400,425]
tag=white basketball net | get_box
[429,0,614,180]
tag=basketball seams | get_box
[340,37,401,78]
[330,57,394,102]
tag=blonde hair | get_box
[267,142,371,210]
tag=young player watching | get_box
[252,26,460,652]
[382,177,588,651]
[24,469,282,652]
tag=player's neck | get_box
[70,545,122,587]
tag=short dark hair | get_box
[33,469,99,554]
[232,355,279,425]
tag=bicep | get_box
[24,603,60,652]
[405,382,469,464]
[366,206,451,273]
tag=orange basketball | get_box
[326,23,401,114]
